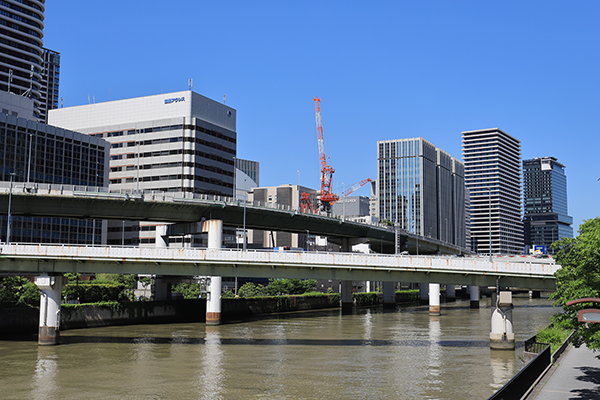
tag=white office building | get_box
[48,90,236,246]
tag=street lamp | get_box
[26,133,33,184]
[242,182,247,248]
[6,173,15,243]
[488,188,492,263]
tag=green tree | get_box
[0,276,40,307]
[265,278,316,295]
[172,282,205,299]
[551,217,600,351]
[238,282,266,298]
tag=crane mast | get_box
[313,97,338,212]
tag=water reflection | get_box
[490,349,519,391]
[31,347,58,400]
[197,325,224,400]
[0,297,559,399]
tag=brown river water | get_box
[0,295,558,399]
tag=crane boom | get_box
[313,97,338,211]
[341,178,373,198]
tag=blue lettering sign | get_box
[164,97,185,104]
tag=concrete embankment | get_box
[0,294,344,334]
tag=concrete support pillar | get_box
[490,291,515,350]
[469,285,480,309]
[35,275,65,346]
[419,284,428,305]
[382,281,395,309]
[155,224,168,248]
[429,283,440,316]
[341,280,353,314]
[154,277,170,301]
[445,284,456,302]
[204,220,223,325]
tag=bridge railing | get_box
[0,243,558,275]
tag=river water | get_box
[0,295,558,399]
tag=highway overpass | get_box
[0,183,467,255]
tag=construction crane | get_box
[313,97,338,213]
[333,178,373,204]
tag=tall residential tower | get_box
[462,128,523,254]
[0,1,47,120]
[523,157,573,253]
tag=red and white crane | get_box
[300,97,372,214]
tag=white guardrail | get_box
[0,244,559,277]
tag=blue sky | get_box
[45,1,599,231]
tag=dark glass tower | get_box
[523,157,573,254]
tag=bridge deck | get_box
[0,244,558,290]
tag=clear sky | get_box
[45,1,599,231]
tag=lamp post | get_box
[488,188,492,263]
[6,173,16,243]
[445,218,448,243]
[26,133,33,184]
[242,183,247,249]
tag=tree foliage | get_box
[551,217,600,351]
[0,276,40,308]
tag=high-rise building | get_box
[462,128,523,254]
[48,90,236,246]
[0,1,47,121]
[377,137,465,248]
[523,157,573,253]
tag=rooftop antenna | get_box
[22,65,34,98]
[223,94,226,104]
[61,97,63,108]
[7,69,12,93]
[188,78,193,91]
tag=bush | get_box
[63,282,127,303]
[536,325,571,353]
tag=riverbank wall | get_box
[0,294,342,334]
[0,291,424,335]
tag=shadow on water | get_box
[59,334,492,348]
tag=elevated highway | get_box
[0,244,557,290]
[0,183,466,255]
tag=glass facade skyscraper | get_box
[377,137,465,248]
[462,128,523,255]
[523,157,573,253]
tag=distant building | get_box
[49,90,236,246]
[369,180,378,218]
[462,128,523,254]
[331,196,370,218]
[377,137,465,248]
[249,184,317,249]
[523,157,573,254]
[236,158,259,187]
[0,93,109,244]
[39,49,61,123]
